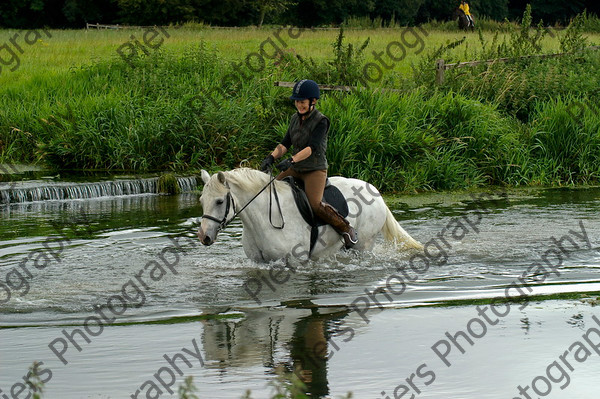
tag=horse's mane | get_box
[222,168,289,193]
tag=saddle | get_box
[281,176,349,254]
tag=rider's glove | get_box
[277,157,294,172]
[260,155,275,173]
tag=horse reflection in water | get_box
[198,168,422,262]
[200,304,352,397]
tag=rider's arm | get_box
[291,146,312,163]
[271,144,288,159]
[271,129,292,159]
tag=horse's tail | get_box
[382,206,423,250]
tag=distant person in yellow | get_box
[459,0,475,28]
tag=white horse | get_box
[197,168,422,262]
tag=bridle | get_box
[201,191,236,232]
[201,174,284,233]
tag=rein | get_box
[201,173,285,232]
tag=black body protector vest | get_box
[288,109,330,172]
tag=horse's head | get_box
[198,170,233,246]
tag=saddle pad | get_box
[282,177,349,227]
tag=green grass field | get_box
[2,25,598,88]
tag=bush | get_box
[581,12,600,33]
[320,89,523,191]
[0,43,287,171]
[2,19,600,193]
[528,96,600,184]
[284,27,371,86]
[414,7,600,120]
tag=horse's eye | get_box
[216,199,224,206]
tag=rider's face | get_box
[294,99,312,114]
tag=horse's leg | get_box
[242,231,267,262]
[309,227,344,259]
[354,236,376,251]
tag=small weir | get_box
[0,176,198,204]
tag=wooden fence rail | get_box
[274,81,403,93]
[86,23,177,30]
[435,45,600,85]
[275,81,356,92]
[86,23,122,29]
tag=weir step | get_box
[0,176,198,204]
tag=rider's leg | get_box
[301,169,326,210]
[304,170,359,249]
[276,168,300,180]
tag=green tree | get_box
[293,0,371,26]
[415,0,457,23]
[116,0,205,25]
[416,0,509,23]
[0,0,48,28]
[474,0,509,20]
[62,0,119,26]
[253,0,293,27]
[509,0,588,24]
[372,0,425,25]
[190,0,254,26]
[530,0,586,24]
[585,0,600,16]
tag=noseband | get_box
[201,192,236,232]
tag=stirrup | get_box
[342,228,358,249]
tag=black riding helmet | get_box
[290,79,320,115]
[290,79,320,101]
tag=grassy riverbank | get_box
[1,11,599,192]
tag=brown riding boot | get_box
[314,202,358,249]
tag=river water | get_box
[1,184,599,398]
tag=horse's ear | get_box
[217,171,227,186]
[201,170,211,185]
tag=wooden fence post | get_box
[435,59,445,85]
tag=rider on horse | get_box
[459,0,475,29]
[260,79,359,249]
